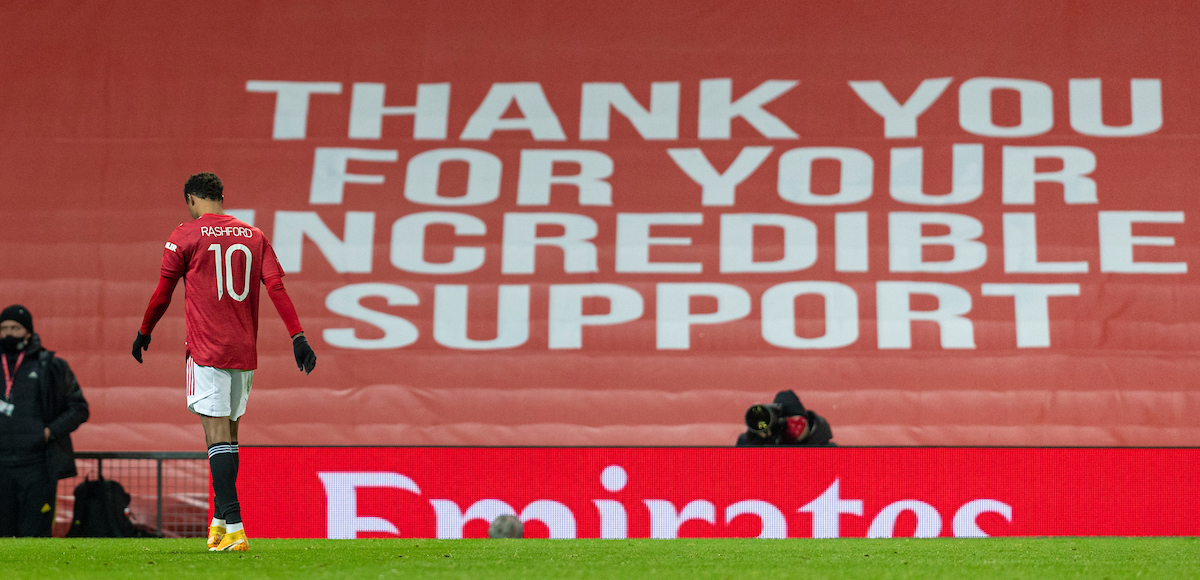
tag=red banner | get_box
[238,447,1200,538]
[0,1,1198,449]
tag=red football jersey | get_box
[160,213,285,370]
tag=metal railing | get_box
[55,451,209,538]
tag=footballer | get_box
[132,172,317,551]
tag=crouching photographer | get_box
[736,390,834,447]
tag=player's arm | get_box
[132,274,180,363]
[261,239,316,374]
[133,232,186,364]
[264,274,316,374]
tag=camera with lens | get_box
[736,390,834,447]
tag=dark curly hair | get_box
[184,172,224,202]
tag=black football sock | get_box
[208,442,242,525]
[211,442,229,523]
[231,442,239,483]
[209,442,224,522]
[211,475,223,522]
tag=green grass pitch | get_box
[3,537,1197,579]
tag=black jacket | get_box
[0,334,89,478]
[735,390,834,447]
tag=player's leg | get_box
[228,370,250,480]
[207,457,225,549]
[227,369,251,499]
[188,358,241,550]
[201,413,240,550]
[200,414,240,528]
[213,368,252,552]
[200,414,232,446]
[228,417,240,518]
[229,417,239,482]
[188,356,225,545]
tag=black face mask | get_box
[0,336,24,354]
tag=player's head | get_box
[183,172,224,218]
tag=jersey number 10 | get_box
[208,243,252,302]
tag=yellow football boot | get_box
[206,525,226,551]
[216,529,249,552]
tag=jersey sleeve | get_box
[261,236,284,282]
[139,275,180,335]
[261,236,303,336]
[160,225,188,280]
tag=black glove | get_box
[293,334,316,374]
[132,332,151,363]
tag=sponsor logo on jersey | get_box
[165,242,177,252]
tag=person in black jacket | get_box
[736,390,834,447]
[0,305,89,536]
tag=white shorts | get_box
[186,357,254,420]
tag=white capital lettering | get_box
[656,283,751,350]
[835,212,869,272]
[548,284,643,349]
[719,213,818,273]
[877,281,975,349]
[391,212,487,275]
[1002,146,1098,205]
[433,285,530,350]
[429,499,516,540]
[1098,211,1187,273]
[615,213,703,273]
[889,144,983,205]
[324,284,419,350]
[761,282,859,349]
[502,213,598,274]
[667,147,773,206]
[317,472,420,539]
[309,148,398,205]
[848,78,952,138]
[405,149,502,206]
[699,79,799,139]
[246,81,342,140]
[1069,78,1162,137]
[959,77,1053,137]
[460,83,566,141]
[349,82,450,140]
[1002,213,1089,273]
[981,283,1080,348]
[517,150,614,206]
[580,82,680,140]
[778,147,874,206]
[888,212,987,273]
[273,211,375,273]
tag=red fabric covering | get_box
[1,0,1198,450]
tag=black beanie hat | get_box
[0,305,33,334]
